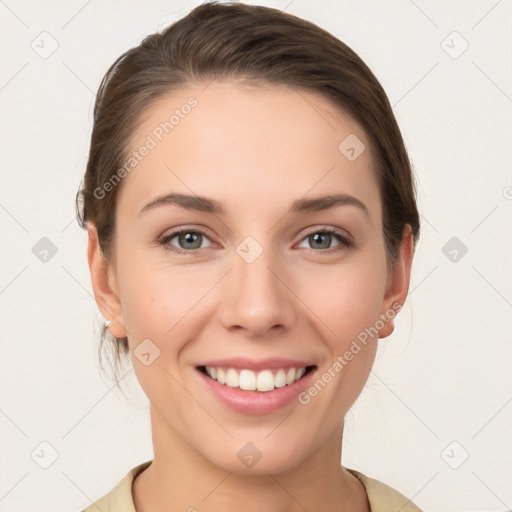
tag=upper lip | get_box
[196,357,316,371]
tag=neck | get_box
[132,405,370,512]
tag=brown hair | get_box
[75,0,421,388]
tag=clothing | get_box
[81,459,423,511]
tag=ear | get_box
[87,223,127,338]
[378,224,415,339]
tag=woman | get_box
[77,1,422,510]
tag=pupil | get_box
[312,232,330,249]
[181,232,201,249]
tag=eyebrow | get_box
[139,192,369,217]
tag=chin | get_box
[204,441,306,476]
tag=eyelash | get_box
[158,226,353,255]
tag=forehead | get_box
[117,79,380,221]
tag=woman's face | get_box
[88,79,412,474]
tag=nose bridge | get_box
[219,234,295,335]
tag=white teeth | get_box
[256,370,274,392]
[274,369,287,388]
[239,369,256,390]
[204,366,310,392]
[225,368,239,387]
[286,368,296,385]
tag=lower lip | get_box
[196,367,316,415]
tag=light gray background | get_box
[0,1,511,511]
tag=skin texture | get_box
[87,79,414,512]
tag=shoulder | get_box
[81,460,152,512]
[346,468,424,512]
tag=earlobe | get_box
[87,224,127,338]
[378,224,414,339]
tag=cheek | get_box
[118,248,386,346]
[297,265,384,411]
[300,259,386,342]
[116,249,215,345]
[117,263,210,396]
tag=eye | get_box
[159,228,213,254]
[158,226,352,255]
[297,228,352,253]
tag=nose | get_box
[219,243,297,337]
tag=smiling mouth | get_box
[197,365,317,392]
